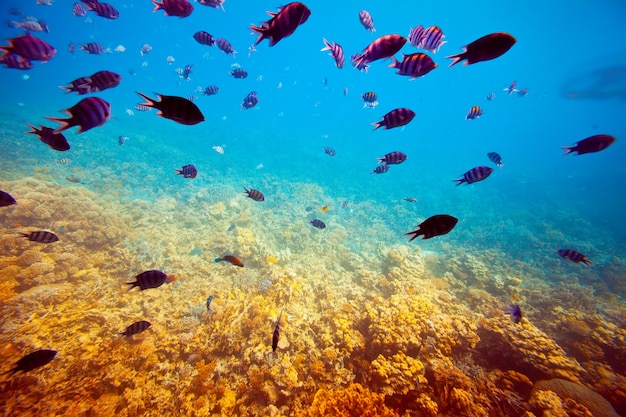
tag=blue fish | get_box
[505,304,522,324]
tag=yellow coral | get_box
[294,383,397,417]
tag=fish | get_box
[229,68,248,79]
[114,45,126,53]
[4,350,56,376]
[241,91,259,109]
[250,2,311,47]
[0,190,17,207]
[447,32,516,67]
[19,230,59,243]
[377,151,407,165]
[487,152,503,167]
[80,42,104,55]
[118,136,129,146]
[504,80,518,95]
[465,106,483,120]
[454,166,494,185]
[86,1,120,19]
[309,219,326,229]
[46,97,111,134]
[206,295,214,313]
[198,0,225,10]
[371,164,390,174]
[404,197,418,203]
[358,10,375,32]
[193,31,215,46]
[405,214,458,241]
[121,320,151,336]
[227,224,236,232]
[73,3,87,17]
[187,93,197,102]
[59,76,92,95]
[175,164,198,179]
[166,55,175,64]
[66,177,81,183]
[126,270,178,291]
[361,91,378,108]
[322,147,336,156]
[343,87,348,96]
[408,25,425,48]
[562,134,616,156]
[212,145,224,154]
[372,108,416,130]
[485,93,496,101]
[136,92,205,125]
[26,123,70,151]
[352,34,407,72]
[203,86,219,96]
[420,26,446,53]
[176,64,193,80]
[341,201,349,209]
[321,38,344,69]
[216,38,236,56]
[55,158,71,164]
[243,187,265,202]
[516,88,528,97]
[505,304,522,324]
[272,310,283,352]
[0,53,34,70]
[88,70,122,92]
[556,249,592,266]
[388,53,437,79]
[37,0,53,5]
[134,104,151,112]
[152,0,194,18]
[320,206,330,213]
[214,255,244,267]
[248,44,256,57]
[0,32,56,62]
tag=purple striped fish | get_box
[193,31,215,46]
[352,34,407,72]
[203,86,219,95]
[243,187,265,202]
[408,25,425,48]
[19,230,59,243]
[241,91,259,109]
[454,166,493,185]
[250,2,311,47]
[321,38,344,69]
[152,0,194,18]
[88,70,122,92]
[388,53,437,79]
[562,134,616,156]
[377,151,407,165]
[59,76,92,95]
[198,0,225,10]
[6,350,56,375]
[406,214,458,241]
[26,123,70,151]
[46,97,111,134]
[216,38,236,56]
[465,105,483,120]
[420,26,446,53]
[372,108,415,130]
[229,68,247,79]
[121,320,151,336]
[0,32,56,62]
[127,270,177,290]
[80,42,104,55]
[371,164,390,174]
[136,92,205,125]
[447,32,516,67]
[272,310,283,352]
[0,53,33,70]
[358,10,375,32]
[556,249,591,266]
[175,164,198,178]
[73,2,87,16]
[87,1,119,19]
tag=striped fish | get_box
[309,219,326,229]
[73,3,87,17]
[198,0,225,10]
[0,53,34,70]
[272,310,283,352]
[126,270,177,291]
[241,91,258,109]
[19,230,59,243]
[420,26,446,53]
[453,166,493,185]
[152,0,194,18]
[0,32,56,62]
[465,105,483,120]
[358,10,375,32]
[250,3,311,47]
[352,34,407,72]
[388,53,437,79]
[203,85,219,95]
[377,151,407,165]
[371,108,416,130]
[175,164,198,179]
[321,38,344,69]
[55,158,71,164]
[206,295,214,313]
[243,187,265,202]
[26,123,70,152]
[134,104,151,112]
[408,25,425,48]
[6,350,56,376]
[59,76,92,95]
[487,152,503,167]
[556,249,592,266]
[80,42,104,55]
[193,31,215,46]
[229,68,248,79]
[46,97,111,134]
[121,320,151,336]
[405,214,458,241]
[212,145,224,154]
[86,1,120,19]
[88,70,122,92]
[371,164,390,174]
[322,147,336,156]
[216,38,236,56]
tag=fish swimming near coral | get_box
[215,255,244,267]
[206,295,214,313]
[175,164,198,179]
[26,123,70,151]
[121,320,151,336]
[0,190,17,207]
[556,249,592,265]
[505,304,522,324]
[136,92,205,125]
[320,205,330,213]
[243,187,265,202]
[4,349,57,376]
[19,230,59,243]
[309,219,326,229]
[405,214,458,241]
[126,270,178,291]
[404,197,418,203]
[272,310,283,352]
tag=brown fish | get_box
[447,32,516,67]
[405,214,458,241]
[562,134,616,156]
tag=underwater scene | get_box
[1,0,625,416]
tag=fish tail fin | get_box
[404,229,422,242]
[582,259,592,266]
[25,122,38,134]
[125,282,138,291]
[320,38,331,52]
[136,91,157,108]
[561,146,575,156]
[18,232,28,238]
[453,178,464,186]
[371,121,383,131]
[446,50,466,67]
[249,24,267,46]
[174,167,182,175]
[214,258,222,263]
[45,116,72,134]
[151,0,162,12]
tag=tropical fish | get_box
[152,0,194,18]
[358,10,375,32]
[0,32,56,62]
[320,206,330,213]
[66,177,81,183]
[121,320,151,336]
[5,350,56,376]
[309,219,326,229]
[341,201,349,209]
[487,152,503,167]
[139,43,152,56]
[216,38,236,56]
[562,134,616,156]
[465,105,483,120]
[46,97,111,134]
[176,64,193,80]
[73,3,87,17]
[229,68,248,79]
[80,42,104,55]
[408,25,425,48]
[136,92,205,125]
[371,164,390,174]
[0,53,33,70]
[243,187,265,202]
[388,53,437,79]
[193,31,215,46]
[322,147,336,156]
[55,158,71,164]
[447,32,516,67]
[241,91,259,109]
[215,255,244,267]
[134,104,151,112]
[166,55,175,64]
[372,108,416,130]
[516,87,528,97]
[86,1,120,19]
[59,76,92,95]
[87,70,122,92]
[352,34,407,72]
[175,164,198,179]
[556,249,592,266]
[420,26,446,53]
[0,190,17,207]
[377,151,407,165]
[361,92,378,108]
[206,295,214,313]
[404,197,418,203]
[454,166,493,185]
[19,230,59,243]
[212,145,224,154]
[118,136,129,146]
[127,270,178,291]
[505,304,522,324]
[197,0,224,10]
[321,38,344,69]
[485,93,496,101]
[504,80,518,95]
[405,214,458,241]
[26,123,70,151]
[250,2,311,47]
[203,86,219,96]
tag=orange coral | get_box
[294,383,396,417]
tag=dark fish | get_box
[197,0,224,10]
[19,230,59,243]
[88,70,122,92]
[66,176,81,183]
[118,136,129,146]
[46,97,111,134]
[0,32,56,62]
[121,320,151,336]
[5,350,56,376]
[505,304,522,324]
[447,32,516,67]
[203,85,219,95]
[352,34,407,72]
[322,147,336,156]
[405,214,458,241]
[73,2,87,17]
[504,80,518,95]
[517,87,529,97]
[152,0,194,18]
[80,42,104,55]
[358,10,375,32]
[68,42,77,54]
[341,201,349,209]
[216,38,236,56]
[241,91,259,109]
[243,187,265,202]
[8,8,23,16]
[175,164,198,179]
[556,249,592,266]
[86,1,119,19]
[309,219,326,229]
[420,26,446,53]
[361,91,378,104]
[389,53,437,79]
[305,206,313,212]
[487,152,503,167]
[454,166,493,185]
[206,295,214,313]
[0,53,33,70]
[227,224,236,232]
[404,197,418,203]
[272,310,283,352]
[229,68,248,79]
[136,92,205,125]
[59,76,92,95]
[465,105,483,120]
[214,255,244,267]
[377,151,407,165]
[321,38,344,69]
[0,190,17,207]
[250,2,311,47]
[25,123,70,151]
[371,164,389,174]
[127,270,178,291]
[177,64,193,80]
[193,31,215,46]
[372,108,416,130]
[562,134,616,156]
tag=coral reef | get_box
[530,379,620,417]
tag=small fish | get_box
[206,295,214,313]
[230,68,248,79]
[321,38,344,69]
[187,93,197,102]
[341,201,349,209]
[86,1,120,19]
[73,3,87,16]
[46,97,111,134]
[197,0,225,10]
[80,42,104,55]
[4,350,56,376]
[118,136,129,146]
[487,152,503,167]
[322,147,336,156]
[114,45,126,53]
[193,31,215,46]
[121,320,151,336]
[377,151,407,165]
[361,91,378,108]
[405,214,458,241]
[214,255,244,267]
[125,108,134,116]
[358,10,375,32]
[19,230,59,243]
[216,37,236,56]
[248,43,256,57]
[454,166,493,185]
[166,55,175,64]
[504,80,518,95]
[227,224,236,232]
[372,108,415,130]
[272,310,283,352]
[134,104,151,112]
[556,249,592,266]
[66,177,81,183]
[241,91,259,109]
[0,190,17,207]
[371,164,390,174]
[203,85,219,96]
[309,219,326,229]
[139,43,152,56]
[465,105,483,120]
[175,164,198,179]
[562,134,616,156]
[212,145,224,154]
[505,304,522,324]
[56,158,71,164]
[404,197,418,203]
[420,26,446,53]
[516,87,528,97]
[266,256,278,264]
[485,93,496,101]
[152,0,194,18]
[320,205,330,213]
[126,270,178,291]
[243,187,265,202]
[343,87,348,96]
[408,25,425,48]
[352,34,407,72]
